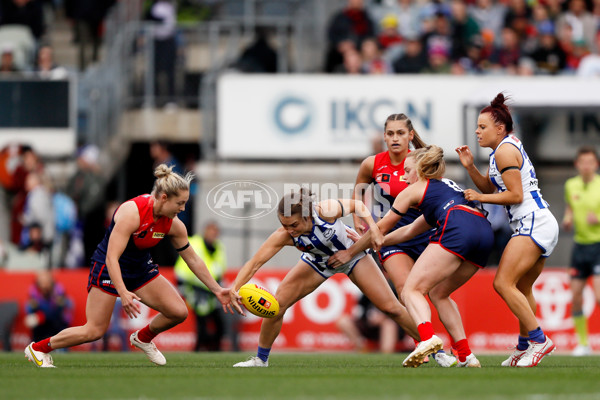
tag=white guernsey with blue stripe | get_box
[488,135,549,222]
[292,207,366,278]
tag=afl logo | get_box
[206,180,279,220]
[274,96,312,135]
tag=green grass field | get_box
[2,352,600,400]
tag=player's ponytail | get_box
[152,164,194,198]
[409,145,445,179]
[480,92,513,134]
[278,187,314,218]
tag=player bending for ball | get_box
[230,189,420,367]
[25,165,242,368]
[330,146,494,368]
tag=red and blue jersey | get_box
[417,179,474,227]
[91,194,173,276]
[371,151,431,262]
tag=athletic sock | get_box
[573,313,588,346]
[528,327,546,344]
[517,335,529,351]
[417,321,434,342]
[257,346,271,362]
[454,339,471,363]
[32,337,52,353]
[137,325,158,343]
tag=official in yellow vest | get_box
[175,221,227,351]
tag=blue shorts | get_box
[87,260,160,296]
[379,231,430,264]
[430,205,494,268]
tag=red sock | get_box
[417,322,435,342]
[137,325,158,343]
[454,339,471,362]
[32,337,52,353]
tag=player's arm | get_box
[464,144,523,205]
[383,215,432,246]
[319,198,383,251]
[455,145,496,194]
[170,218,243,315]
[353,156,375,235]
[105,201,142,319]
[229,228,292,308]
[328,183,423,268]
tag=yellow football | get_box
[239,283,279,318]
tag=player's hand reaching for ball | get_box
[119,290,142,319]
[218,287,245,315]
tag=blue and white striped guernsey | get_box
[292,207,366,273]
[488,135,549,222]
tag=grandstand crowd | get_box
[326,0,600,76]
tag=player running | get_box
[25,164,242,368]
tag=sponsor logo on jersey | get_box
[376,173,391,183]
[152,232,165,239]
[295,241,314,252]
[322,228,334,240]
[377,165,387,171]
[443,200,455,210]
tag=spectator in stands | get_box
[469,0,508,42]
[325,0,375,72]
[556,0,597,54]
[360,37,392,74]
[392,34,428,73]
[24,270,73,342]
[0,44,19,74]
[376,14,403,51]
[175,221,227,351]
[529,22,567,75]
[32,44,68,79]
[20,172,55,261]
[0,0,45,40]
[9,145,42,246]
[490,27,522,74]
[577,33,600,76]
[334,47,363,74]
[369,0,422,40]
[65,144,106,267]
[449,0,480,61]
[503,0,532,43]
[146,0,177,107]
[424,42,451,73]
[232,26,278,73]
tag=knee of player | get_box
[172,305,189,322]
[84,325,109,342]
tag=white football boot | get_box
[457,353,481,368]
[501,347,527,367]
[130,331,166,365]
[24,342,56,368]
[572,344,591,356]
[233,356,269,367]
[403,335,443,368]
[433,351,458,367]
[516,337,555,367]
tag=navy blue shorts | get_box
[379,231,430,264]
[570,242,600,279]
[87,261,160,296]
[430,205,494,268]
